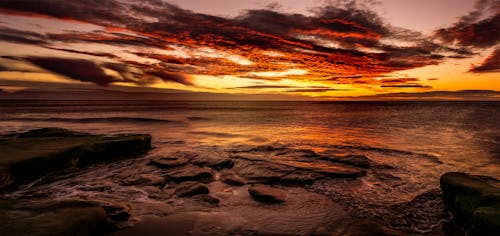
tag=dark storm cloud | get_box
[26,57,119,85]
[0,27,47,45]
[470,48,500,73]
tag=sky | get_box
[0,0,498,100]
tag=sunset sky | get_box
[0,0,498,100]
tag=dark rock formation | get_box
[220,170,246,186]
[165,165,215,183]
[0,128,151,190]
[0,200,114,235]
[174,181,209,197]
[248,185,287,203]
[440,172,500,235]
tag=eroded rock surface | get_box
[440,172,500,235]
[248,185,287,203]
[0,128,151,190]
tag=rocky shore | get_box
[0,128,498,235]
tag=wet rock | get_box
[0,199,112,235]
[220,171,246,186]
[322,154,371,168]
[440,172,500,235]
[174,181,209,197]
[192,194,220,206]
[141,186,162,199]
[280,170,325,184]
[120,174,165,187]
[0,128,151,190]
[312,218,404,236]
[190,151,234,170]
[233,159,295,183]
[100,202,131,221]
[248,185,286,203]
[165,165,215,183]
[148,157,188,169]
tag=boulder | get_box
[189,151,234,170]
[248,185,286,203]
[165,165,214,183]
[440,172,500,235]
[174,181,209,197]
[220,171,246,186]
[0,128,151,190]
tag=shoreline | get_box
[0,128,498,235]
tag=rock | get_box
[120,173,165,187]
[248,185,286,203]
[0,199,112,235]
[233,159,295,183]
[148,157,188,169]
[192,194,220,206]
[174,181,209,197]
[312,218,404,236]
[440,172,500,235]
[0,128,151,190]
[189,151,234,170]
[280,170,325,184]
[100,202,131,221]
[165,165,215,183]
[220,171,246,186]
[322,154,371,168]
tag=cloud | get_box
[0,0,465,84]
[26,57,119,85]
[339,90,500,100]
[470,48,500,73]
[233,85,294,89]
[434,0,500,48]
[145,70,193,86]
[285,88,340,93]
[380,84,431,88]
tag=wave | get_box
[328,144,442,164]
[9,117,174,124]
[188,131,240,138]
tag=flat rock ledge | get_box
[440,172,500,236]
[0,128,151,190]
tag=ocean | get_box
[1,100,499,233]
